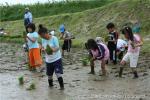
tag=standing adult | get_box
[24,7,33,32]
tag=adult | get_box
[24,7,33,32]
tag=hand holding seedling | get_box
[130,41,135,49]
[46,45,53,55]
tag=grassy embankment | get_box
[0,0,150,53]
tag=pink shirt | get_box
[100,43,110,60]
[91,43,109,60]
[128,34,141,53]
[91,49,99,58]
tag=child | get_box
[26,23,42,71]
[49,29,55,36]
[119,26,143,79]
[106,23,119,64]
[117,39,128,61]
[132,20,141,34]
[38,24,64,90]
[59,24,75,57]
[86,39,109,76]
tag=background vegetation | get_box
[0,0,150,53]
[0,0,114,21]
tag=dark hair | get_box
[121,26,134,41]
[106,22,115,29]
[86,39,98,50]
[38,24,48,35]
[26,23,36,32]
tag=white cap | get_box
[96,37,103,43]
[49,31,55,36]
[25,7,29,10]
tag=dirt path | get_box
[0,43,150,100]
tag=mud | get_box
[0,43,150,100]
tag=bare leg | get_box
[132,68,138,79]
[101,59,106,76]
[88,59,95,74]
[119,60,126,77]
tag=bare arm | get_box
[135,40,143,47]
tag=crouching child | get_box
[85,39,109,76]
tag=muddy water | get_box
[0,43,150,100]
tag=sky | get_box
[0,0,64,5]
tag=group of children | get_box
[24,23,66,90]
[86,22,143,79]
[23,21,143,90]
[24,22,75,90]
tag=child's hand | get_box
[131,42,135,49]
[49,46,54,52]
[92,57,96,61]
[41,47,45,51]
[120,60,126,65]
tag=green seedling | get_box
[82,58,88,66]
[46,45,53,55]
[26,83,36,90]
[26,63,32,71]
[18,76,24,85]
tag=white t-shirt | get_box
[24,12,32,23]
[27,32,39,49]
[42,36,61,63]
[117,39,128,51]
[49,31,55,36]
[63,31,72,39]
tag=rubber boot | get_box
[88,65,95,74]
[119,67,123,77]
[58,77,64,90]
[48,79,53,87]
[133,71,139,79]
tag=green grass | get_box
[0,36,24,44]
[0,0,114,21]
[141,40,150,54]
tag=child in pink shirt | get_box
[119,26,143,79]
[85,39,109,76]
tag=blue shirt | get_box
[24,12,32,23]
[132,26,140,33]
[42,36,61,63]
[59,24,65,33]
[27,32,39,49]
